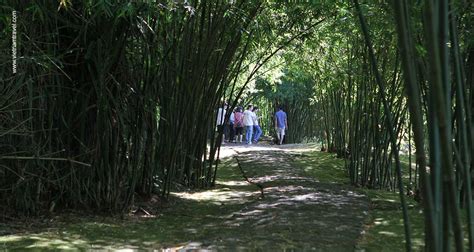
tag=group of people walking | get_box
[217,103,287,145]
[229,104,262,144]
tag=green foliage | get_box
[0,0,262,214]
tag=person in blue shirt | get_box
[274,106,288,145]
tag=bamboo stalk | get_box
[353,1,412,250]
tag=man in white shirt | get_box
[216,105,226,127]
[216,102,227,144]
[243,104,254,145]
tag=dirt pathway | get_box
[179,144,370,250]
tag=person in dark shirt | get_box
[274,106,288,145]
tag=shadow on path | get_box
[0,144,369,251]
[217,146,369,250]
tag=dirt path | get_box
[179,144,370,250]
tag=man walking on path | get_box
[243,104,254,145]
[275,106,287,145]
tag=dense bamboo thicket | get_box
[391,1,474,250]
[252,1,473,250]
[1,0,163,213]
[0,0,264,213]
[154,1,262,194]
[255,4,409,189]
[1,0,323,214]
[339,1,474,250]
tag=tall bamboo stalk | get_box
[353,1,412,250]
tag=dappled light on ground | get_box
[171,187,259,204]
[354,188,426,251]
[217,143,316,158]
[223,146,369,250]
[1,144,370,250]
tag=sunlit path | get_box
[169,144,369,250]
[224,145,369,250]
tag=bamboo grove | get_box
[0,0,263,213]
[252,1,474,250]
[0,1,320,213]
[1,0,474,251]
